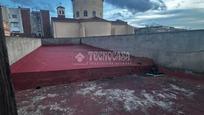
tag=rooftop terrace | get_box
[6,33,204,115]
[11,44,153,90]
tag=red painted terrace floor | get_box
[16,74,204,115]
[11,45,154,90]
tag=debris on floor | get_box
[16,75,204,115]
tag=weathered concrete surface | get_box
[42,38,81,45]
[6,37,41,65]
[16,75,204,115]
[82,30,204,73]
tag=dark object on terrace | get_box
[146,65,165,77]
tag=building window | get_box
[93,11,96,17]
[76,11,79,17]
[12,14,17,18]
[11,22,19,27]
[84,10,88,17]
[12,31,20,33]
[62,10,64,15]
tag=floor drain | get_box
[137,62,142,65]
[36,86,41,89]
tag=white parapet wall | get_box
[6,30,204,73]
[6,37,42,65]
[41,38,81,45]
[82,30,204,73]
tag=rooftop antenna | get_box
[31,8,34,12]
[35,7,38,11]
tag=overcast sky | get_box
[1,0,204,29]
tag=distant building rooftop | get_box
[135,26,187,34]
[51,17,127,24]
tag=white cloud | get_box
[165,0,204,10]
[104,0,204,29]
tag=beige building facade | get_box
[72,0,103,19]
[51,0,135,38]
[1,6,11,36]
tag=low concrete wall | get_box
[6,37,41,65]
[82,30,204,73]
[42,38,81,45]
[8,30,203,73]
